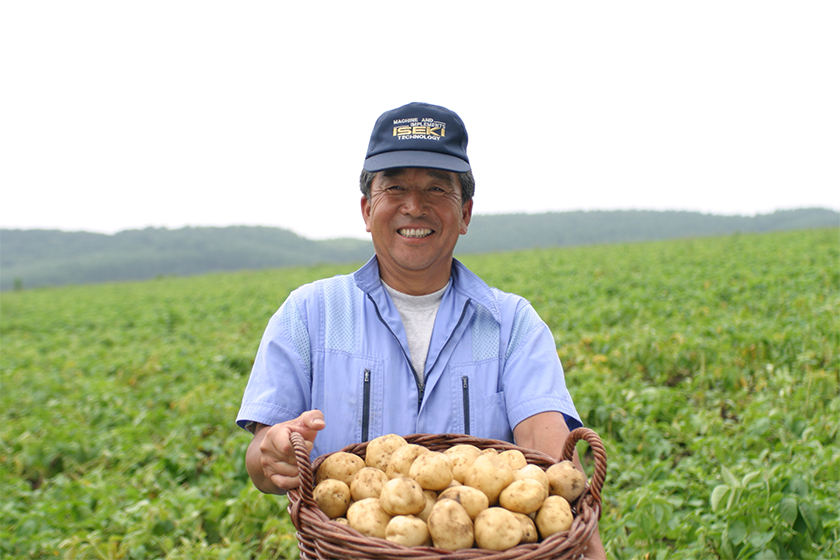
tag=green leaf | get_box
[754,549,778,560]
[741,470,761,487]
[625,529,641,545]
[726,486,740,511]
[787,477,808,497]
[778,496,798,524]
[798,500,820,534]
[749,530,775,548]
[793,511,808,534]
[728,519,746,544]
[720,534,736,560]
[721,465,739,488]
[711,485,730,512]
[654,503,666,524]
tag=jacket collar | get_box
[354,255,501,323]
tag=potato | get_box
[334,517,349,526]
[385,444,428,479]
[315,451,366,486]
[498,478,547,514]
[512,512,539,544]
[498,449,528,471]
[545,460,587,503]
[474,507,521,551]
[346,498,392,538]
[445,446,482,483]
[350,466,389,501]
[437,485,489,520]
[443,444,481,458]
[427,499,474,551]
[385,515,431,547]
[513,464,551,498]
[313,478,352,519]
[535,495,574,538]
[365,434,408,471]
[464,453,514,504]
[409,451,453,491]
[379,477,426,516]
[417,490,437,523]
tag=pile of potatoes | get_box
[310,434,587,552]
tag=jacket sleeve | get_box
[236,291,313,430]
[500,302,583,432]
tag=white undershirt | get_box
[382,280,449,381]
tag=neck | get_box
[377,260,452,296]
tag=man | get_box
[237,102,605,557]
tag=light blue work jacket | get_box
[236,256,582,459]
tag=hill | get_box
[0,226,374,291]
[1,207,837,290]
[456,207,839,253]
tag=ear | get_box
[460,199,473,235]
[361,195,372,233]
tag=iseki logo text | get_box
[392,117,446,141]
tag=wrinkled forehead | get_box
[378,167,459,186]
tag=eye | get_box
[376,185,403,195]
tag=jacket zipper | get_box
[462,376,470,435]
[367,294,423,407]
[362,369,371,442]
[367,293,472,410]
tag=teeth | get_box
[399,228,433,238]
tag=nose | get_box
[400,188,427,215]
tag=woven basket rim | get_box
[288,429,606,560]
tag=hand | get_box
[582,528,607,560]
[513,412,607,559]
[246,410,325,494]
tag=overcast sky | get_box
[2,1,838,240]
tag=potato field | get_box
[2,228,838,559]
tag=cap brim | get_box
[364,150,470,173]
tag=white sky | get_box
[2,1,838,240]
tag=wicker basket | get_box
[287,428,606,560]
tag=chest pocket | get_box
[449,361,510,441]
[446,303,512,442]
[311,351,384,457]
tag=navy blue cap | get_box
[364,102,470,173]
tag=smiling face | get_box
[361,167,473,295]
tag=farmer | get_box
[236,102,605,557]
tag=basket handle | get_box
[562,427,607,505]
[288,431,318,530]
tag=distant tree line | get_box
[2,208,837,290]
[455,208,839,254]
[1,226,374,291]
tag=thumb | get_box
[289,410,325,443]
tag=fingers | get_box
[258,411,325,492]
[289,410,325,442]
[259,425,301,491]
